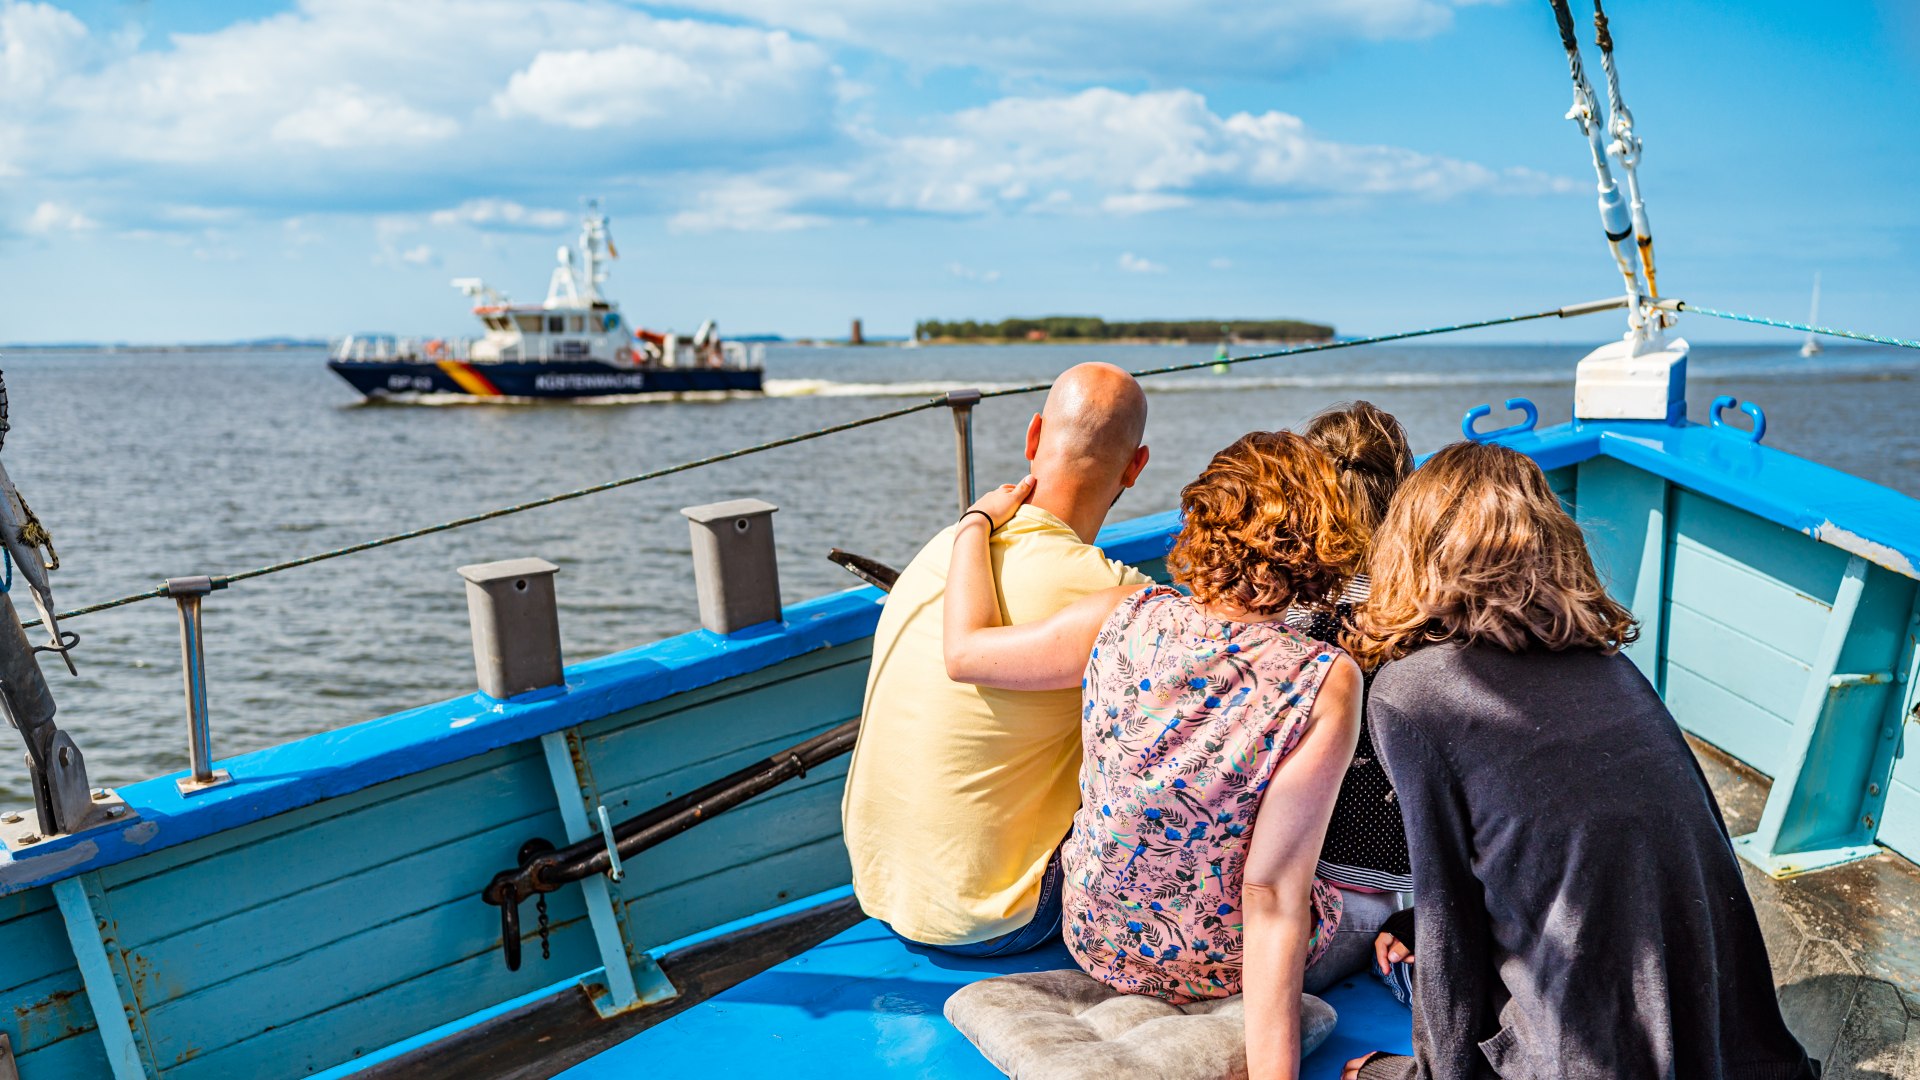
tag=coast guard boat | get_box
[0,4,1915,1079]
[326,206,764,400]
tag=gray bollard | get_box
[680,499,781,634]
[458,557,564,699]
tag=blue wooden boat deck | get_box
[558,911,1414,1079]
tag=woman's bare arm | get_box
[941,476,1141,691]
[1241,654,1363,1080]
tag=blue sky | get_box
[1,0,1915,343]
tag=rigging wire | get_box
[1590,0,1659,302]
[1547,0,1646,326]
[1663,303,1920,350]
[24,302,1607,627]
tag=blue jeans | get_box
[900,847,1065,958]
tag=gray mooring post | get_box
[167,576,232,796]
[680,499,781,634]
[945,389,982,515]
[458,558,564,699]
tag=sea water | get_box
[0,340,1914,798]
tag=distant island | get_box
[913,316,1334,345]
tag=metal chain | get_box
[535,894,550,961]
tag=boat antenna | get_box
[1591,0,1663,312]
[1548,0,1650,337]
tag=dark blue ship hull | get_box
[327,358,764,399]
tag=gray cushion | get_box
[944,968,1337,1079]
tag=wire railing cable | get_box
[42,295,1907,627]
[24,396,945,627]
[1660,302,1920,350]
[977,303,1605,401]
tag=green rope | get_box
[21,299,1665,626]
[1670,303,1920,350]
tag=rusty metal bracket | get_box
[0,786,135,854]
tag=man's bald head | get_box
[1022,363,1150,541]
[1032,362,1147,478]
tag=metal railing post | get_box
[945,389,982,515]
[167,576,231,795]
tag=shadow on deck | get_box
[1694,738,1920,1079]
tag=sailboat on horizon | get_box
[1801,271,1823,357]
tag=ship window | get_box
[568,315,583,333]
[486,316,510,331]
[514,314,543,333]
[548,315,565,334]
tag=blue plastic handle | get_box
[1709,395,1767,443]
[1462,397,1539,443]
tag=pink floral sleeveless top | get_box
[1063,586,1343,1003]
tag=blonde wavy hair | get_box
[1346,441,1638,667]
[1302,400,1413,531]
[1166,431,1367,617]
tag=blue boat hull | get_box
[327,358,764,399]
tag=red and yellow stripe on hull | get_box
[436,359,503,397]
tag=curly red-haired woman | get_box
[944,431,1365,1080]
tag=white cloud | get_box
[492,29,830,136]
[1209,257,1233,269]
[2,0,842,186]
[1117,252,1165,273]
[429,199,572,231]
[24,200,97,233]
[948,263,1001,283]
[271,86,459,149]
[668,177,833,233]
[399,243,437,266]
[0,2,89,101]
[663,0,1501,80]
[671,87,1568,231]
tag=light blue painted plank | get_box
[1878,775,1920,864]
[616,769,848,906]
[1667,542,1834,663]
[98,742,524,892]
[1661,603,1810,720]
[624,835,851,953]
[596,717,849,818]
[0,901,82,993]
[2,969,95,1054]
[136,828,590,1067]
[0,883,52,923]
[14,1028,112,1080]
[1669,491,1851,604]
[581,653,868,802]
[1574,456,1667,685]
[127,809,563,1010]
[52,876,153,1079]
[161,915,603,1080]
[1663,663,1795,776]
[103,745,545,945]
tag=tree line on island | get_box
[913,316,1334,344]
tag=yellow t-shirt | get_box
[842,505,1152,945]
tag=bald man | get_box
[842,363,1152,955]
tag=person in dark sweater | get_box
[1340,442,1817,1080]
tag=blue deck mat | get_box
[562,918,1413,1078]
